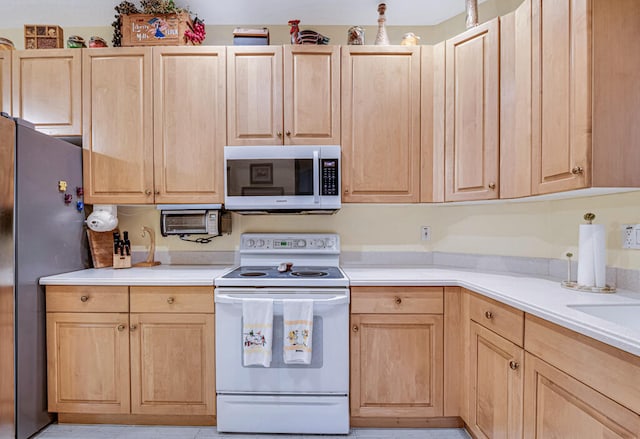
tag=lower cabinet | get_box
[350,287,444,423]
[46,311,131,414]
[467,321,523,439]
[46,285,215,421]
[524,352,640,438]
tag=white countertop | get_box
[40,265,640,357]
[39,265,233,286]
[344,267,640,357]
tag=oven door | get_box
[214,287,349,395]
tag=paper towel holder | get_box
[560,213,616,293]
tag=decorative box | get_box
[24,25,64,49]
[233,27,270,45]
[120,12,192,46]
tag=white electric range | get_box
[214,233,350,435]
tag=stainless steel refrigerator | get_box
[0,115,88,439]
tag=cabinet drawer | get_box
[469,292,523,346]
[46,286,129,313]
[351,287,443,314]
[130,286,214,313]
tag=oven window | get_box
[242,316,323,369]
[227,159,313,196]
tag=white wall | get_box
[118,191,640,270]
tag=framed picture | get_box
[250,163,273,184]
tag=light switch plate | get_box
[622,224,640,249]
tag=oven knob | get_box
[314,239,325,248]
[256,239,265,248]
[246,239,255,248]
[325,239,335,249]
[296,240,306,248]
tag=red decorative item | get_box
[288,19,300,45]
[184,17,206,44]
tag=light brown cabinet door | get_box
[342,46,421,203]
[12,49,81,136]
[130,313,215,415]
[0,50,10,115]
[350,313,443,418]
[445,19,500,202]
[227,46,283,145]
[524,353,640,438]
[468,321,523,439]
[153,47,226,203]
[83,48,154,204]
[46,312,130,414]
[283,45,340,145]
[531,0,590,194]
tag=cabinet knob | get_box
[167,297,175,304]
[488,182,496,190]
[80,295,89,302]
[344,187,349,195]
[485,310,494,320]
[285,130,291,137]
[154,190,160,195]
[145,189,152,196]
[117,324,126,332]
[277,131,283,138]
[130,324,138,331]
[571,166,584,175]
[394,296,402,305]
[352,325,359,333]
[509,360,520,370]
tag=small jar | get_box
[400,32,420,46]
[347,26,365,45]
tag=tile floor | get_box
[33,424,471,439]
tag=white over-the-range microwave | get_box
[223,145,341,214]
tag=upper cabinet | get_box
[83,47,226,205]
[153,46,226,204]
[0,51,10,115]
[12,49,82,136]
[227,45,340,146]
[444,19,500,202]
[531,0,640,194]
[342,46,421,203]
[83,48,154,204]
[499,0,532,199]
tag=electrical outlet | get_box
[421,226,431,241]
[622,224,640,249]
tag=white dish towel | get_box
[242,298,274,367]
[283,300,314,364]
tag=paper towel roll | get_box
[577,224,606,287]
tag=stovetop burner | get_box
[239,272,268,277]
[290,271,328,277]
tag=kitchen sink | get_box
[567,304,640,332]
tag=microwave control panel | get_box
[321,159,339,196]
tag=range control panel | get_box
[240,234,339,252]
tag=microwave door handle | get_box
[313,150,320,204]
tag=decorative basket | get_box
[120,12,192,46]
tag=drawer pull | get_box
[167,297,175,304]
[394,296,402,305]
[509,360,520,370]
[80,295,89,302]
[117,324,125,332]
[352,325,359,333]
[130,324,138,331]
[485,310,494,320]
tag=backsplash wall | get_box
[117,191,640,271]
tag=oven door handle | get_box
[215,294,349,305]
